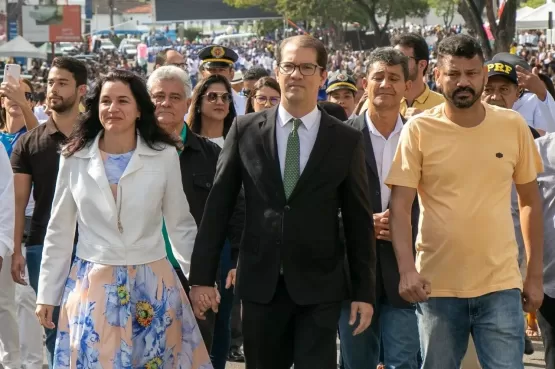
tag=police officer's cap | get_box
[486,60,518,85]
[199,45,238,68]
[492,52,530,72]
[326,73,357,94]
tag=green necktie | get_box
[283,118,302,199]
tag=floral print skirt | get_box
[54,257,213,369]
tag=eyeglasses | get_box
[169,63,186,69]
[203,92,232,104]
[254,95,280,106]
[24,92,33,100]
[278,62,322,76]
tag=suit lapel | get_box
[260,107,286,201]
[87,153,118,214]
[358,114,379,179]
[288,109,333,201]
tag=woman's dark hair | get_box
[187,74,237,138]
[0,79,34,130]
[63,69,179,157]
[318,101,348,121]
[245,77,281,113]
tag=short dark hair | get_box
[391,32,430,75]
[51,57,87,87]
[63,69,179,157]
[277,35,328,70]
[243,66,269,81]
[367,47,410,81]
[437,34,484,66]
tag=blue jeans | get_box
[210,240,234,369]
[26,244,76,369]
[338,299,419,369]
[417,289,524,369]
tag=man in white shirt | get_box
[0,143,20,369]
[341,47,420,369]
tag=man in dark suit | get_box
[189,35,376,369]
[340,48,421,369]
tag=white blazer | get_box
[37,132,198,306]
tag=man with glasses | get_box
[198,45,247,115]
[147,66,244,361]
[154,49,187,70]
[189,35,375,369]
[326,73,358,119]
[392,33,444,117]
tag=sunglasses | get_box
[203,92,232,104]
[254,95,280,106]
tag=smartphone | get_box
[3,64,21,84]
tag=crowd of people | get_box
[0,26,555,369]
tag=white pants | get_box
[15,249,44,369]
[0,253,22,369]
[0,249,44,369]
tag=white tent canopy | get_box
[517,2,555,30]
[517,7,535,21]
[0,36,46,59]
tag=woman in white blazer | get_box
[35,70,213,369]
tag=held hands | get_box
[36,304,56,329]
[522,275,544,313]
[189,285,221,320]
[373,209,391,242]
[11,252,27,285]
[349,301,374,335]
[399,270,431,303]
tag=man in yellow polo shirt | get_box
[391,33,444,117]
[386,34,544,368]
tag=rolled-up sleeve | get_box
[38,155,77,306]
[0,144,14,260]
[162,148,198,276]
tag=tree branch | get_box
[485,0,497,34]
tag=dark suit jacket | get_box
[346,114,419,309]
[179,125,244,265]
[189,105,376,306]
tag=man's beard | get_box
[445,85,483,109]
[48,94,78,113]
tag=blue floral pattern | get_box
[54,257,212,369]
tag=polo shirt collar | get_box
[402,84,432,106]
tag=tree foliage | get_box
[521,0,547,8]
[458,0,517,60]
[428,0,458,28]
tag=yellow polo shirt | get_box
[385,103,543,298]
[399,84,445,116]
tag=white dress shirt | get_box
[513,92,555,132]
[0,144,14,260]
[365,111,403,211]
[276,105,321,178]
[38,133,197,306]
